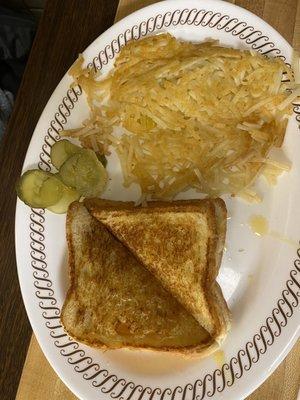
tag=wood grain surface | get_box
[1,0,299,399]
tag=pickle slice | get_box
[16,170,64,208]
[50,140,81,169]
[47,186,80,214]
[59,149,108,197]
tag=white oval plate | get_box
[15,1,300,399]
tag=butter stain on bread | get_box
[61,199,230,356]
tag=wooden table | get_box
[0,0,299,399]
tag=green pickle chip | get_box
[16,170,64,208]
[59,149,108,197]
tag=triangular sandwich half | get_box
[84,198,230,345]
[61,202,225,355]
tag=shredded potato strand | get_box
[64,34,299,201]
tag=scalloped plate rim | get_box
[15,1,300,400]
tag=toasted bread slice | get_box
[61,202,220,355]
[84,198,230,342]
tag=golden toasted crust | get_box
[62,294,219,356]
[61,201,225,356]
[207,199,231,342]
[84,198,230,342]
